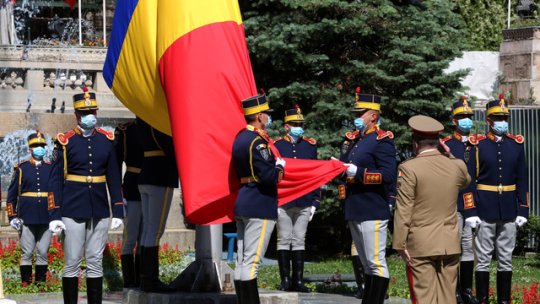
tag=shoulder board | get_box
[44,161,51,165]
[468,134,479,145]
[56,130,76,146]
[13,162,25,169]
[273,137,283,144]
[441,135,452,143]
[476,134,487,141]
[376,130,394,140]
[96,128,115,141]
[303,136,317,145]
[345,130,359,140]
[506,133,525,144]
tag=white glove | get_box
[278,207,285,216]
[10,218,22,231]
[110,218,124,230]
[309,206,316,222]
[515,216,528,227]
[49,220,66,234]
[275,157,286,168]
[344,163,358,177]
[465,216,481,229]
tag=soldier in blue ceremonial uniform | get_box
[48,87,124,304]
[137,119,178,292]
[7,131,53,285]
[442,96,478,304]
[339,88,396,304]
[464,95,529,304]
[115,118,144,289]
[274,105,319,293]
[232,94,285,304]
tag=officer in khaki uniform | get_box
[393,115,471,304]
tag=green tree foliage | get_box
[452,0,506,51]
[241,0,469,156]
[240,2,469,255]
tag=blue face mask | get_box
[265,115,272,129]
[457,118,473,132]
[354,117,365,131]
[80,114,97,130]
[492,121,508,135]
[32,146,46,160]
[289,127,304,138]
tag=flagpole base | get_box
[169,259,234,292]
[168,224,235,292]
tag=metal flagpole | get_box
[78,0,82,45]
[507,0,511,29]
[102,0,106,46]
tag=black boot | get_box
[62,277,79,304]
[361,275,372,304]
[140,246,173,292]
[121,254,136,288]
[86,277,103,304]
[20,265,32,285]
[497,271,512,304]
[134,254,141,287]
[35,264,48,283]
[242,279,260,304]
[277,250,291,291]
[475,271,490,304]
[370,275,390,304]
[234,280,242,304]
[291,250,310,292]
[351,255,364,299]
[460,261,477,304]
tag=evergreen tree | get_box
[240,0,469,253]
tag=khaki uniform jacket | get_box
[392,150,471,258]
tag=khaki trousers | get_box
[407,254,459,304]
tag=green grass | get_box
[257,255,540,299]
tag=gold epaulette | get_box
[273,137,283,144]
[376,129,394,140]
[468,134,479,145]
[441,135,452,143]
[96,128,115,141]
[476,134,487,142]
[345,130,359,140]
[505,133,525,144]
[303,136,317,145]
[56,130,75,146]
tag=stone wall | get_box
[500,27,540,104]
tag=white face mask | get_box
[80,114,97,130]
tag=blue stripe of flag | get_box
[103,0,139,89]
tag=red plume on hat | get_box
[295,103,301,114]
[355,86,361,102]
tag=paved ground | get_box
[6,291,411,304]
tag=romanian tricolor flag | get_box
[104,0,346,225]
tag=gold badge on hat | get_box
[462,96,470,112]
[499,93,506,111]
